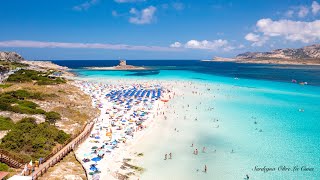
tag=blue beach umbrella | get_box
[90,166,98,171]
[91,157,102,162]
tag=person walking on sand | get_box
[204,165,207,173]
[169,153,172,159]
[164,154,167,160]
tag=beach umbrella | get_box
[91,146,98,149]
[112,140,118,145]
[98,150,104,156]
[91,157,102,162]
[90,165,98,171]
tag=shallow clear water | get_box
[58,61,320,179]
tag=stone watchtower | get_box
[119,60,126,66]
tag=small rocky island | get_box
[87,60,149,70]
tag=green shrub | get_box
[0,118,70,160]
[45,111,61,125]
[0,162,9,171]
[0,116,15,130]
[6,69,66,85]
[0,90,47,114]
[0,84,12,89]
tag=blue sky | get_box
[0,0,319,60]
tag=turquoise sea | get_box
[55,60,320,179]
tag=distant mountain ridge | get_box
[236,44,320,60]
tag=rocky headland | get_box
[205,44,320,65]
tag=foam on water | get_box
[75,69,320,179]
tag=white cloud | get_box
[244,33,268,46]
[170,42,182,48]
[283,2,320,18]
[312,1,320,15]
[256,18,320,43]
[245,33,260,42]
[169,39,237,51]
[114,0,146,3]
[185,39,228,50]
[73,0,99,11]
[129,6,156,24]
[0,40,178,52]
[298,6,309,17]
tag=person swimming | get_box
[195,149,198,155]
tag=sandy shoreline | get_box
[73,79,174,179]
[73,78,215,180]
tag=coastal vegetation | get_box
[0,59,98,178]
[0,117,70,161]
[0,84,12,89]
[6,69,66,85]
[0,162,10,171]
[0,116,15,130]
[0,61,28,70]
[45,111,61,125]
[0,90,52,115]
[1,82,99,134]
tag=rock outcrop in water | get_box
[236,44,320,60]
[0,52,24,62]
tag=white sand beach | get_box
[73,77,226,180]
[74,79,174,179]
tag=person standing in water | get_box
[164,154,167,160]
[169,153,172,159]
[204,165,207,173]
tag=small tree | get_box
[45,111,61,125]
